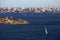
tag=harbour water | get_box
[0,12,60,40]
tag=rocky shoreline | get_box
[0,17,29,24]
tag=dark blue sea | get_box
[0,12,60,40]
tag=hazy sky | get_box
[0,0,60,8]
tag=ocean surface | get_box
[0,12,60,40]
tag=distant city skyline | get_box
[0,0,60,8]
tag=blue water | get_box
[0,12,60,40]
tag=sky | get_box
[0,0,60,8]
